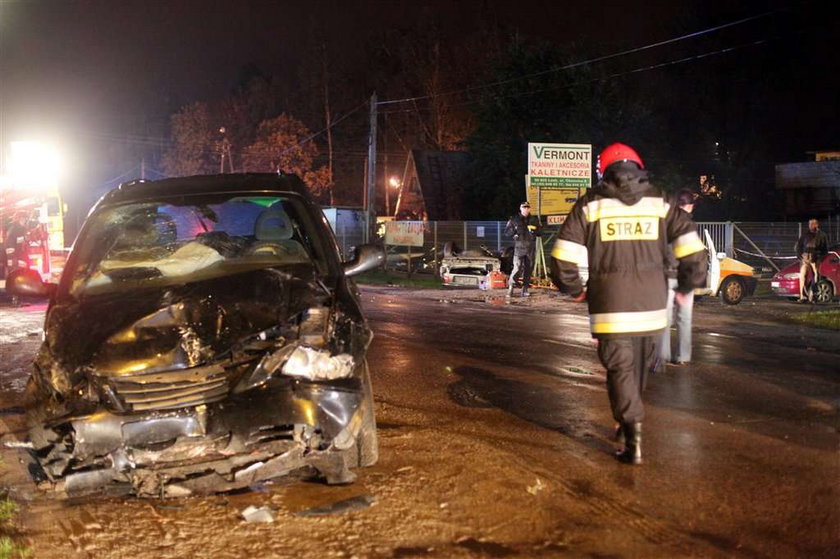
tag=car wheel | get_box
[814,279,834,305]
[719,276,744,305]
[352,360,378,467]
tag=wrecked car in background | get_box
[439,243,510,288]
[8,173,384,498]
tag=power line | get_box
[278,99,369,155]
[376,9,780,106]
[379,38,769,116]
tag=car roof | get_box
[98,173,311,208]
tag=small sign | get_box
[476,226,485,238]
[547,215,567,225]
[525,182,581,215]
[384,221,425,247]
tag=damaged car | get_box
[7,173,384,498]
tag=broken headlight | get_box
[234,345,355,393]
[282,346,355,381]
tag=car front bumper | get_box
[32,376,366,497]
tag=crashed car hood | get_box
[46,265,329,376]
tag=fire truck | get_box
[0,186,66,285]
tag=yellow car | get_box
[695,230,759,305]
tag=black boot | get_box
[615,422,642,465]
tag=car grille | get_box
[108,364,229,412]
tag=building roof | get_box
[397,150,471,220]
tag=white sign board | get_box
[526,143,592,215]
[384,221,425,247]
[528,143,592,188]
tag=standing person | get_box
[505,201,541,297]
[4,211,31,276]
[660,189,698,365]
[795,218,828,303]
[551,143,707,465]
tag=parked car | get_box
[7,173,384,498]
[770,244,840,304]
[694,230,759,305]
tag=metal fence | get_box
[369,218,839,277]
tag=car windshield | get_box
[68,194,330,297]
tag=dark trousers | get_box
[597,336,657,424]
[509,253,533,290]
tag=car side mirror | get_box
[342,244,385,277]
[5,268,56,298]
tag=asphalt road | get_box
[0,288,837,558]
[362,287,839,557]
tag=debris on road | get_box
[3,441,34,449]
[241,505,275,523]
[526,478,545,495]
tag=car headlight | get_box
[234,345,356,393]
[282,346,355,381]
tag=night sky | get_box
[1,0,837,212]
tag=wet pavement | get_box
[0,287,837,557]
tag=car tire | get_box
[719,276,745,305]
[353,360,378,467]
[814,279,834,305]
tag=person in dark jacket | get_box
[504,201,541,297]
[551,143,707,465]
[795,218,829,303]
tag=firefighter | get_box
[4,211,31,275]
[504,201,541,297]
[551,143,707,465]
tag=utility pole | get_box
[384,152,389,217]
[364,92,378,243]
[322,43,335,206]
[218,127,234,173]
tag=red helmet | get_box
[598,143,644,175]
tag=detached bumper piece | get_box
[31,378,364,498]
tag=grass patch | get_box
[790,309,840,330]
[0,536,30,558]
[0,494,29,559]
[0,500,15,525]
[355,269,442,289]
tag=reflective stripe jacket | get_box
[551,163,707,338]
